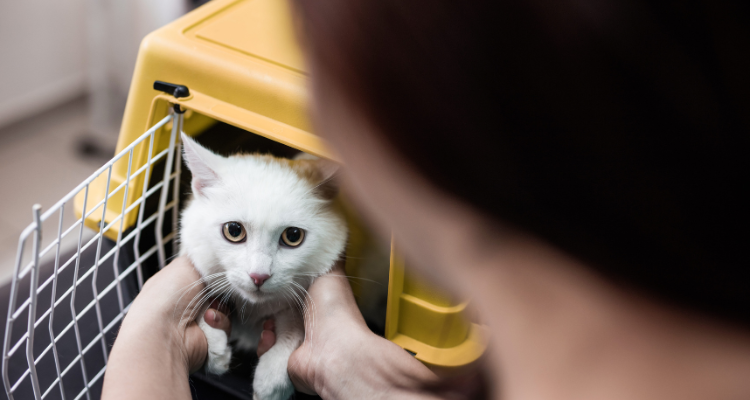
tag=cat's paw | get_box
[198,317,232,375]
[252,372,294,400]
[205,335,232,375]
[253,376,294,400]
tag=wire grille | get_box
[2,113,184,400]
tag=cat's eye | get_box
[280,227,305,247]
[222,222,246,243]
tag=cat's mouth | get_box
[227,279,286,305]
[237,287,276,304]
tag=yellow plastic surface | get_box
[74,0,324,238]
[74,0,485,369]
[386,245,487,368]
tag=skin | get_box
[102,34,750,400]
[101,258,231,400]
[102,258,441,399]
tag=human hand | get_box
[103,256,232,400]
[257,318,276,358]
[130,256,232,372]
[257,260,442,399]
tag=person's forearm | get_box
[101,309,192,400]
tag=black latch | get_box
[154,80,190,113]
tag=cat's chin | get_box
[237,290,277,305]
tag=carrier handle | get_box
[153,80,190,113]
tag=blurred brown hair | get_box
[293,0,750,326]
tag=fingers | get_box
[257,319,276,357]
[184,321,209,373]
[204,299,231,336]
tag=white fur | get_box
[198,316,233,374]
[179,133,347,400]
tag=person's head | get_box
[292,0,750,327]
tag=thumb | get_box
[257,319,276,357]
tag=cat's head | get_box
[179,133,348,304]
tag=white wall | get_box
[87,0,188,140]
[0,0,88,130]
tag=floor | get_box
[0,98,112,285]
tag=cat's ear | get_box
[293,155,341,200]
[181,133,221,197]
[312,159,341,200]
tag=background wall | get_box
[0,0,191,285]
[0,0,88,130]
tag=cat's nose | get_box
[250,273,271,287]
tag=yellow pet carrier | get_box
[2,0,486,398]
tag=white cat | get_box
[178,133,348,400]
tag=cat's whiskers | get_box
[172,272,229,326]
[289,280,316,349]
[282,284,310,370]
[284,281,318,373]
[181,279,232,328]
[171,271,229,318]
[278,289,298,323]
[288,286,306,318]
[218,284,236,313]
[186,281,231,325]
[292,272,382,286]
[180,282,225,327]
[239,299,246,323]
[284,281,312,368]
[182,276,228,315]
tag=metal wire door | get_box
[2,113,185,400]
